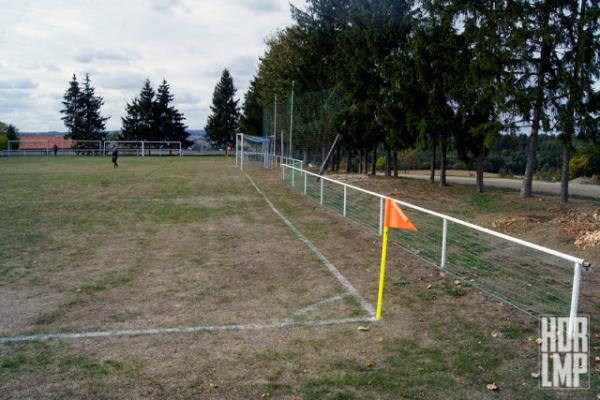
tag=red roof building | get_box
[17,136,73,150]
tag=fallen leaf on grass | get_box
[261,393,270,399]
[531,372,540,379]
[366,359,376,367]
[426,284,432,289]
[491,332,499,338]
[209,383,219,389]
[453,280,461,286]
[378,336,384,343]
[536,338,543,345]
[486,382,498,391]
[439,272,447,278]
[357,326,370,332]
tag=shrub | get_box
[0,134,7,151]
[570,154,592,178]
[376,156,386,171]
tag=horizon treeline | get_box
[59,74,191,146]
[240,0,599,202]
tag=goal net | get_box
[236,133,273,169]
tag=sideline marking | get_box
[243,171,376,317]
[0,317,375,343]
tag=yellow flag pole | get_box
[376,225,389,320]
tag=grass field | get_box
[0,157,598,399]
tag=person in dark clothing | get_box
[111,146,119,168]
[53,144,58,156]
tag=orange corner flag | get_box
[384,198,417,231]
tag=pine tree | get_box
[61,74,108,140]
[240,78,263,135]
[122,79,156,140]
[552,0,598,203]
[154,79,191,146]
[205,69,240,148]
[60,74,84,138]
[80,74,109,140]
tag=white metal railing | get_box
[103,141,182,157]
[279,163,590,336]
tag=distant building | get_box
[17,135,73,150]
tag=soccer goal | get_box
[236,133,303,171]
[103,141,182,157]
[235,133,273,169]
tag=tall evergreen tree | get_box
[80,74,109,140]
[60,74,83,138]
[154,79,191,146]
[240,78,263,135]
[61,74,108,140]
[205,69,240,148]
[514,1,558,198]
[122,79,156,140]
[552,0,599,203]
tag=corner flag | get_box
[376,199,417,320]
[384,198,417,231]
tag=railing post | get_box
[379,197,384,236]
[568,262,582,339]
[282,164,285,181]
[320,178,324,205]
[441,218,448,268]
[304,172,307,195]
[291,167,295,187]
[343,184,347,217]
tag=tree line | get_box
[60,74,191,146]
[240,0,599,202]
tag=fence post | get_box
[320,178,324,205]
[304,172,307,195]
[282,164,285,181]
[379,197,384,236]
[343,184,347,217]
[240,133,244,171]
[441,218,448,268]
[292,167,295,187]
[568,262,582,339]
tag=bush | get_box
[376,156,386,172]
[570,154,592,178]
[498,167,513,178]
[398,148,419,171]
[0,134,7,151]
[535,166,561,182]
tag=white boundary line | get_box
[243,171,376,318]
[287,294,350,318]
[0,317,375,343]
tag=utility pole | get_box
[273,94,277,161]
[289,81,295,159]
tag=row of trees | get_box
[240,0,599,202]
[60,74,190,145]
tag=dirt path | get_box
[397,172,600,199]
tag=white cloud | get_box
[0,0,307,131]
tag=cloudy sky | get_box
[0,0,306,132]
